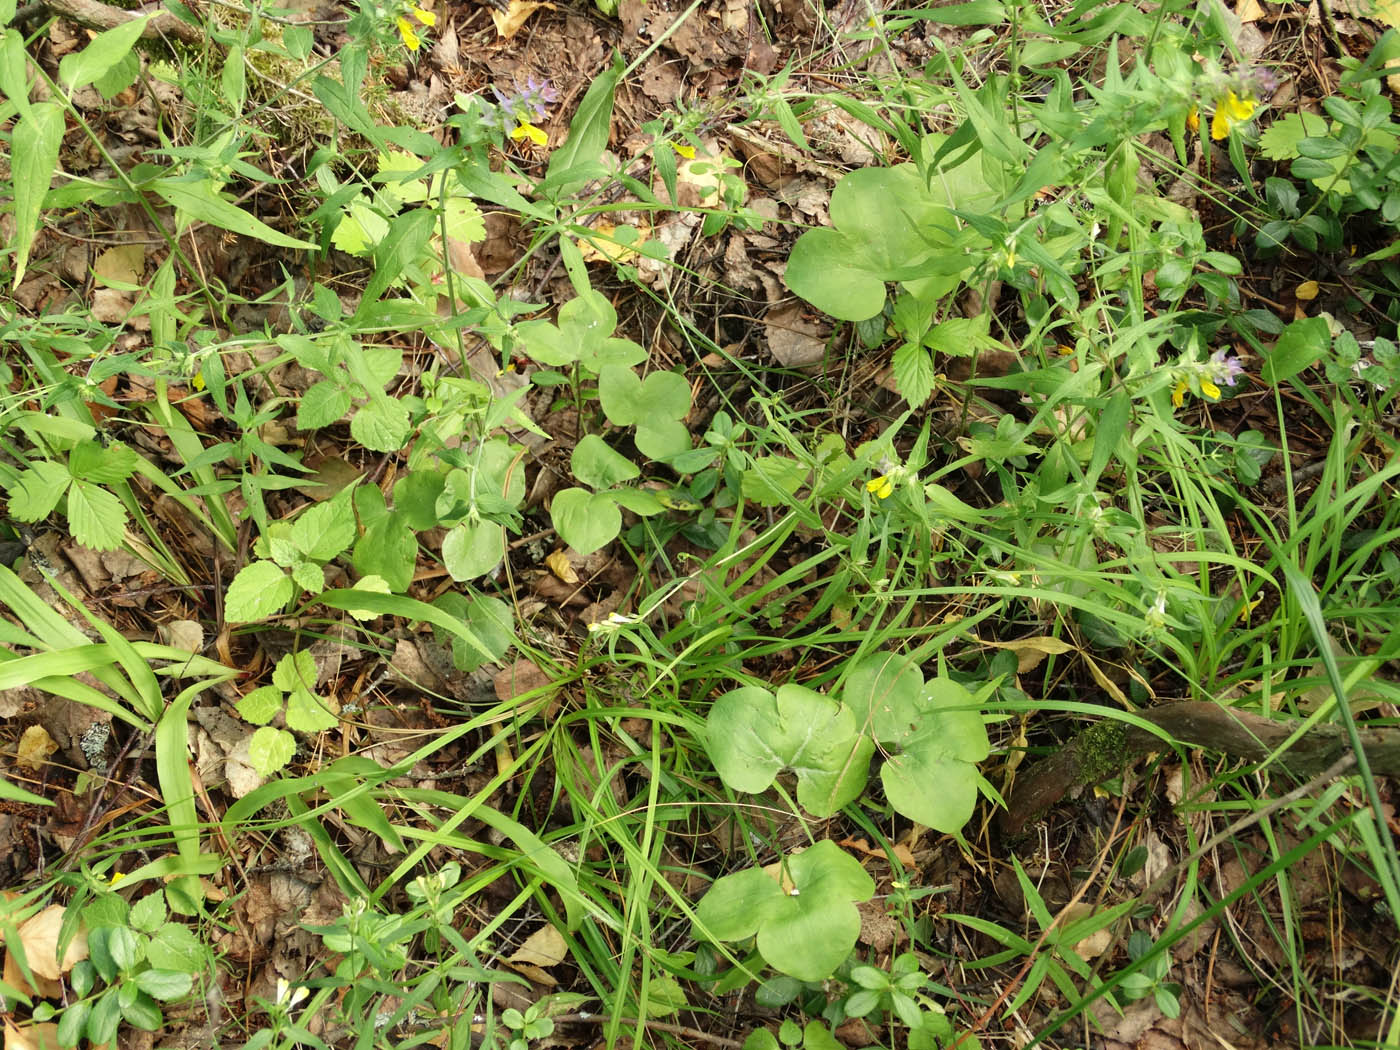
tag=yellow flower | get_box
[1186,106,1199,134]
[396,5,434,50]
[1172,380,1188,408]
[1210,91,1257,140]
[866,474,894,499]
[510,121,548,146]
[1200,378,1222,400]
[672,142,696,160]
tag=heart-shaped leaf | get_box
[442,520,505,580]
[843,654,990,834]
[599,365,691,426]
[704,684,869,817]
[517,291,646,371]
[695,840,875,981]
[571,434,640,491]
[551,488,621,555]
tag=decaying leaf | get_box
[15,725,58,771]
[545,550,578,583]
[984,635,1076,673]
[508,923,568,967]
[16,905,88,981]
[491,0,548,38]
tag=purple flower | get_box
[1208,349,1245,387]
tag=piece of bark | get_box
[18,0,204,45]
[1001,701,1400,837]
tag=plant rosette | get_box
[694,840,875,982]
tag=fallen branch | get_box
[14,0,205,46]
[1001,700,1400,836]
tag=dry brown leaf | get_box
[15,725,58,771]
[490,0,548,38]
[545,550,578,584]
[493,659,555,708]
[17,905,88,981]
[1081,652,1128,705]
[984,635,1075,672]
[92,244,144,287]
[837,836,917,869]
[508,924,568,967]
[3,947,61,1000]
[159,619,204,653]
[1295,280,1320,301]
[4,1020,60,1050]
[1236,0,1266,21]
[578,221,649,264]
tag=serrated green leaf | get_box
[273,650,316,693]
[285,687,338,733]
[296,380,352,429]
[247,726,296,776]
[224,561,294,622]
[67,481,126,550]
[349,398,411,452]
[7,460,70,521]
[443,196,485,243]
[1257,111,1329,162]
[291,488,357,561]
[236,685,284,725]
[891,343,937,407]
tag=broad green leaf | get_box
[69,440,138,484]
[517,290,646,371]
[349,398,411,452]
[296,380,352,429]
[544,52,622,196]
[11,102,65,288]
[273,650,317,692]
[741,456,808,507]
[58,15,149,92]
[375,150,430,205]
[635,419,691,466]
[598,366,691,426]
[133,969,192,1001]
[7,460,70,521]
[353,512,417,592]
[285,687,338,733]
[362,207,434,306]
[394,470,447,530]
[695,841,874,982]
[235,685,283,725]
[0,29,30,110]
[291,487,357,561]
[550,487,621,556]
[892,343,937,407]
[785,166,963,321]
[1264,316,1330,384]
[443,196,485,243]
[224,561,294,622]
[247,727,295,776]
[330,197,389,256]
[843,654,989,833]
[145,922,205,974]
[67,481,126,550]
[705,684,869,816]
[153,177,316,250]
[442,520,504,580]
[571,433,639,490]
[432,592,515,672]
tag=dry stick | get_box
[554,1013,744,1050]
[953,753,1359,1050]
[15,0,203,44]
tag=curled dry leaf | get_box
[984,635,1075,673]
[545,550,578,583]
[15,725,58,771]
[4,1020,60,1050]
[17,905,88,981]
[490,0,549,38]
[508,923,568,967]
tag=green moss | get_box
[1073,719,1130,787]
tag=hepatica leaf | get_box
[843,653,990,834]
[704,684,869,817]
[694,840,874,982]
[784,165,961,322]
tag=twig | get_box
[15,0,204,45]
[555,1013,745,1049]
